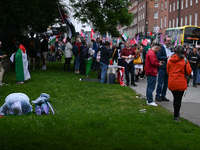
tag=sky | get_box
[60,0,91,33]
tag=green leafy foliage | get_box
[0,0,63,32]
[70,0,133,36]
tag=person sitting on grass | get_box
[55,48,63,62]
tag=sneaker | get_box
[161,97,170,101]
[155,96,162,102]
[173,117,181,122]
[146,101,158,106]
[131,83,137,86]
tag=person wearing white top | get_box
[63,38,73,72]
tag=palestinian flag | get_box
[122,31,129,41]
[49,33,62,44]
[58,5,75,38]
[150,32,155,39]
[15,44,31,82]
[80,31,85,39]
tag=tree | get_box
[0,0,65,32]
[69,0,133,37]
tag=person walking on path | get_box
[63,38,72,72]
[155,37,173,102]
[145,43,164,106]
[121,41,137,86]
[187,46,200,87]
[167,45,192,121]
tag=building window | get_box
[143,13,144,20]
[181,0,184,9]
[161,3,163,11]
[186,0,188,7]
[161,18,163,29]
[165,1,167,9]
[177,0,179,9]
[173,18,175,28]
[154,12,158,19]
[189,14,192,25]
[196,0,198,4]
[153,25,157,32]
[139,7,140,11]
[141,15,142,20]
[176,17,179,27]
[138,15,140,21]
[195,12,198,26]
[173,2,176,11]
[185,15,187,25]
[190,0,193,6]
[170,4,172,12]
[169,20,171,28]
[181,17,183,26]
[143,4,145,8]
[142,26,144,32]
[164,16,166,28]
[154,3,158,7]
[141,6,142,10]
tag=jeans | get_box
[156,69,168,98]
[193,68,197,86]
[99,62,108,83]
[124,62,135,84]
[172,91,184,118]
[146,75,157,103]
[75,55,80,70]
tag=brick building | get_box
[118,0,160,39]
[158,0,200,36]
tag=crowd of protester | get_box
[2,32,200,122]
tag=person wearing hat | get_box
[0,93,32,115]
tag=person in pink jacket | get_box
[145,43,164,106]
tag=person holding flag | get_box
[14,41,31,84]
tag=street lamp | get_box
[145,22,148,38]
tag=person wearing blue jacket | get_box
[155,37,173,102]
[99,41,113,83]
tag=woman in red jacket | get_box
[167,45,192,122]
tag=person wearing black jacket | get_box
[188,46,200,87]
[99,41,113,83]
[79,40,86,75]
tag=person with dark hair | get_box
[79,39,86,75]
[120,41,137,86]
[145,43,164,106]
[155,37,173,102]
[27,32,39,70]
[167,45,192,121]
[63,38,72,72]
[99,41,113,83]
[85,42,94,77]
[188,46,200,87]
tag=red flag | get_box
[80,31,85,39]
[142,39,148,46]
[128,38,131,43]
[91,28,95,40]
[131,38,136,45]
[149,32,153,36]
[110,41,112,46]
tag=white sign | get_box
[156,26,160,33]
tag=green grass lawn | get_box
[1,62,200,150]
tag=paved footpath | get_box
[129,77,200,127]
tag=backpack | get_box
[29,38,36,50]
[96,50,101,62]
[72,44,78,56]
[83,47,89,58]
